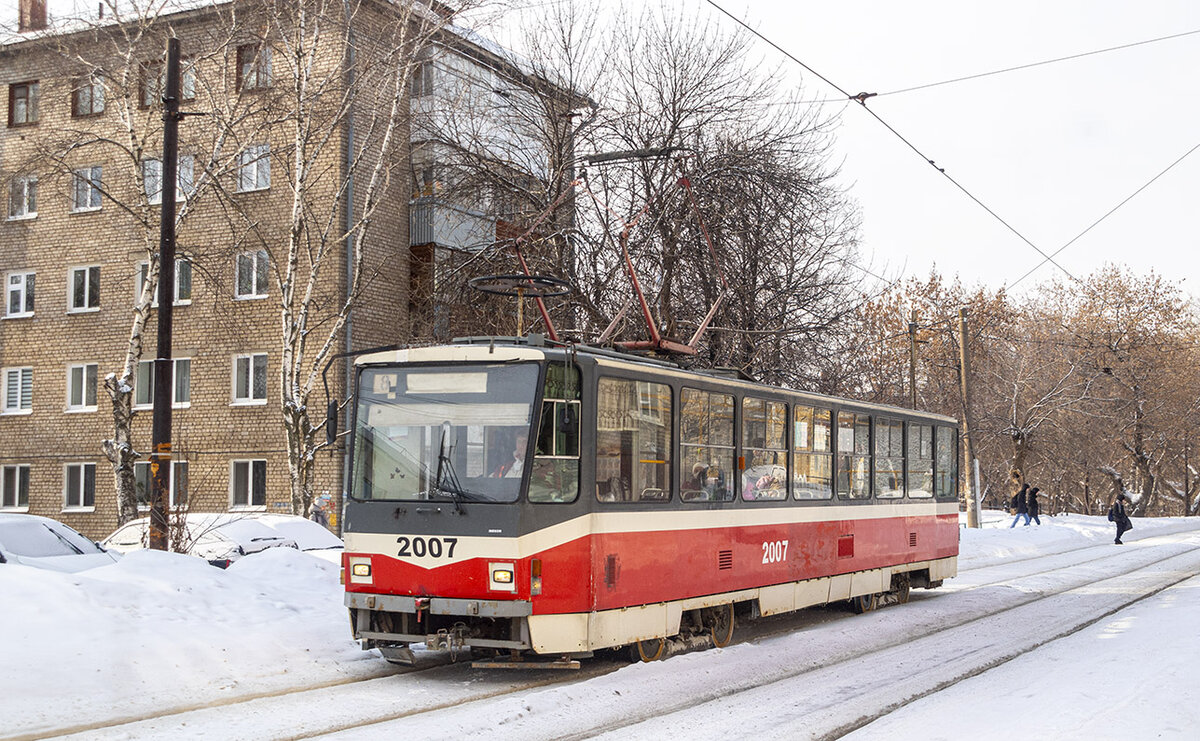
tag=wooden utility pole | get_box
[149,38,183,551]
[958,307,980,528]
[908,309,918,409]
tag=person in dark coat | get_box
[1027,486,1042,525]
[1111,493,1133,544]
[1010,483,1030,527]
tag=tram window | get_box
[836,411,871,499]
[530,362,581,503]
[741,398,787,500]
[792,406,832,500]
[908,423,934,498]
[874,417,905,499]
[935,425,958,498]
[680,388,735,502]
[596,377,671,502]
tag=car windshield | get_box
[352,363,539,503]
[0,520,101,558]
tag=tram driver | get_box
[491,431,529,478]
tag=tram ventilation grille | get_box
[718,550,733,570]
[909,532,918,548]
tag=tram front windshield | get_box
[351,363,540,503]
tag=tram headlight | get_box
[348,557,374,584]
[489,562,516,592]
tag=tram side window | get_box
[874,417,905,499]
[596,377,671,502]
[793,405,832,499]
[530,363,581,503]
[680,388,735,502]
[741,397,787,500]
[836,411,871,499]
[908,423,934,498]
[935,425,958,498]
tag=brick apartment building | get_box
[0,0,560,539]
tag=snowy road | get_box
[13,515,1199,741]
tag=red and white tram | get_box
[340,337,959,665]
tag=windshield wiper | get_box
[432,421,471,514]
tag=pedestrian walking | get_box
[1108,493,1133,545]
[1027,486,1042,525]
[1010,483,1030,527]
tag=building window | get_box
[137,259,192,306]
[236,144,270,192]
[2,367,32,413]
[8,81,38,126]
[5,272,35,317]
[72,75,105,117]
[68,265,101,312]
[8,175,37,219]
[230,459,266,508]
[134,358,191,408]
[410,61,433,97]
[232,353,267,404]
[71,166,103,211]
[143,155,195,204]
[64,462,96,510]
[235,250,269,298]
[133,460,188,508]
[140,61,195,107]
[1,464,30,509]
[237,44,272,90]
[66,363,98,412]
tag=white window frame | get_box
[136,260,192,306]
[234,250,269,299]
[133,459,188,509]
[71,165,103,212]
[232,353,268,405]
[133,357,191,409]
[63,462,96,511]
[143,155,195,205]
[5,271,34,318]
[229,459,267,509]
[236,143,270,192]
[8,175,36,219]
[2,366,32,414]
[65,363,98,412]
[1,464,30,510]
[67,265,101,313]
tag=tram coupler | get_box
[426,624,470,656]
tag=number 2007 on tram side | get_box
[340,337,960,667]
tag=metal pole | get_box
[908,309,918,409]
[149,38,182,551]
[958,307,979,528]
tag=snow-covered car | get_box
[250,514,343,564]
[0,513,121,572]
[103,513,298,568]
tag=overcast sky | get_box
[713,0,1200,295]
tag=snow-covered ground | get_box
[2,511,1198,740]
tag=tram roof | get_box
[354,336,958,425]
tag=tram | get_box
[339,336,959,666]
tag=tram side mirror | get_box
[325,400,338,445]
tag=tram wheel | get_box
[709,603,735,648]
[631,637,666,663]
[892,574,912,605]
[851,593,878,614]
